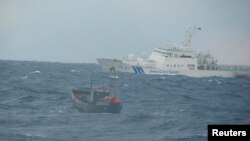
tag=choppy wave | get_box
[0,60,250,141]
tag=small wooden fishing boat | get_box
[71,76,122,114]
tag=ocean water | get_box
[0,60,250,141]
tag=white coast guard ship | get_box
[97,26,250,78]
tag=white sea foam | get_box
[160,76,166,80]
[22,76,28,79]
[124,84,129,87]
[22,70,41,79]
[21,132,47,138]
[70,69,80,72]
[110,75,119,79]
[215,79,221,85]
[31,70,41,74]
[208,79,221,84]
[153,111,166,117]
[0,96,24,104]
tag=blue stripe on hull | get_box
[132,66,144,74]
[132,66,138,74]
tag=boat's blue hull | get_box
[74,103,122,114]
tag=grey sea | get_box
[0,60,250,141]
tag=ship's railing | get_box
[216,65,250,71]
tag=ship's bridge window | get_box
[167,64,169,67]
[174,64,176,67]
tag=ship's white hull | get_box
[97,58,250,78]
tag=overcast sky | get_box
[1,0,250,65]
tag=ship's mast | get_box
[109,69,119,96]
[181,25,200,47]
[89,73,94,103]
